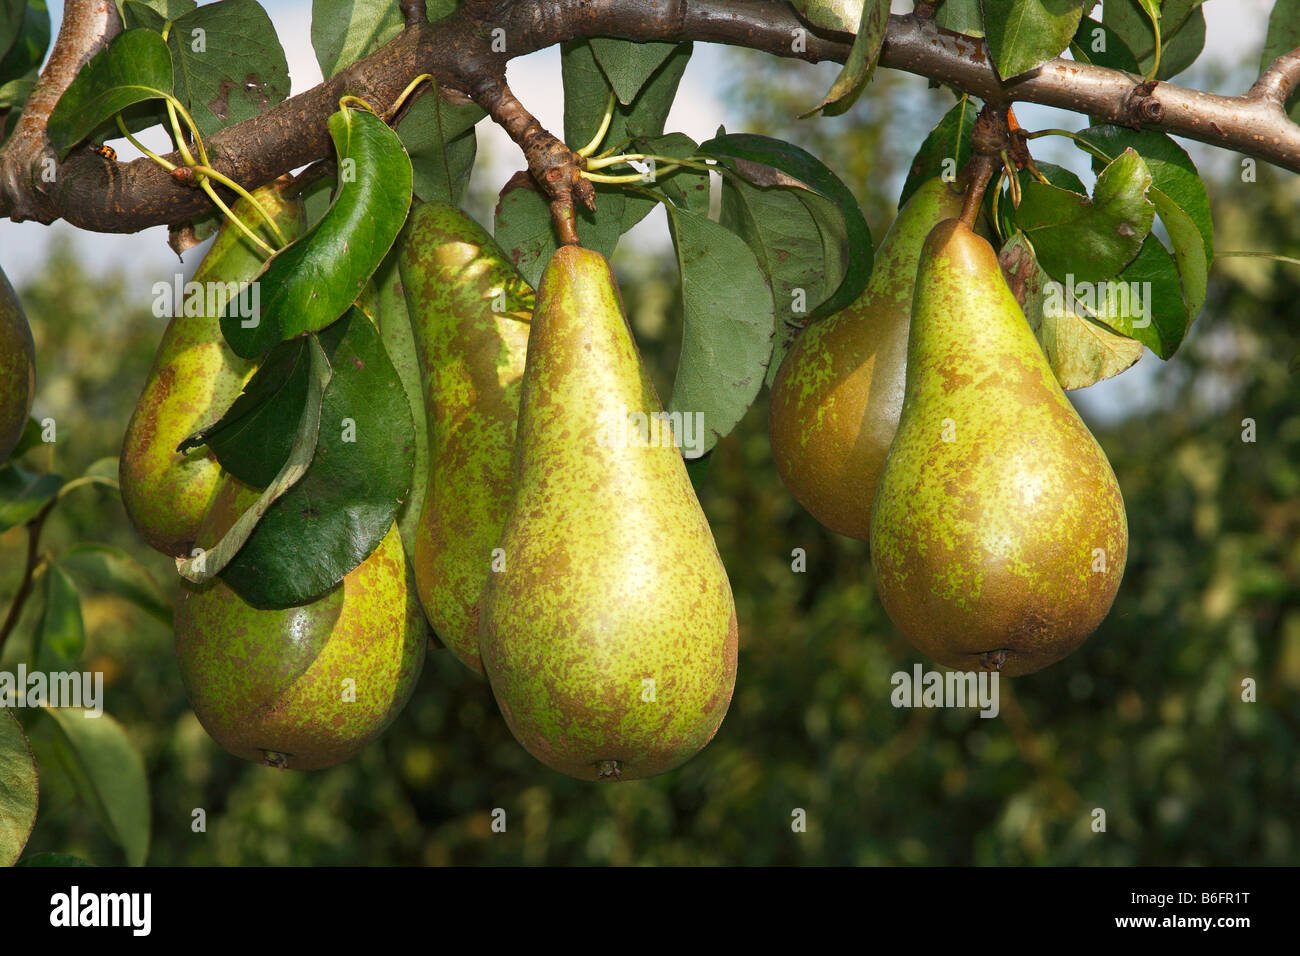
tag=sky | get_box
[0,0,1282,420]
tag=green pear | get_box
[768,177,966,539]
[174,478,426,770]
[870,219,1128,676]
[479,246,738,782]
[398,201,532,673]
[0,265,35,465]
[119,181,306,557]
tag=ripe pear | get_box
[870,219,1128,676]
[174,478,426,770]
[398,201,532,673]
[769,177,966,539]
[119,182,306,557]
[0,265,35,465]
[479,246,738,782]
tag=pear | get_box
[174,478,426,769]
[398,201,532,673]
[119,181,306,557]
[479,246,738,781]
[0,265,35,465]
[870,219,1128,676]
[769,178,966,539]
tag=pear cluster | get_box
[771,181,1128,676]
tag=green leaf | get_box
[619,133,710,227]
[0,462,62,534]
[1261,0,1300,121]
[1071,17,1142,75]
[311,0,400,79]
[46,29,174,159]
[493,172,622,289]
[220,310,415,608]
[1000,231,1142,391]
[980,0,1083,79]
[8,415,43,461]
[0,0,26,59]
[0,68,34,112]
[662,203,776,457]
[17,852,95,866]
[697,132,871,321]
[39,707,150,866]
[0,711,37,868]
[220,107,413,358]
[1014,147,1154,284]
[1084,234,1188,359]
[804,0,889,116]
[126,0,197,19]
[57,543,172,624]
[397,89,483,206]
[935,0,985,36]
[561,39,691,155]
[790,0,862,33]
[33,564,85,670]
[0,0,49,86]
[164,0,290,139]
[899,94,977,208]
[590,38,679,105]
[1103,0,1205,80]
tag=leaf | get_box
[0,0,25,59]
[935,0,985,36]
[662,203,776,457]
[979,0,1083,79]
[0,462,62,534]
[126,0,196,18]
[790,0,862,33]
[46,29,174,159]
[1103,0,1205,80]
[39,707,150,866]
[1100,234,1189,358]
[1000,231,1142,390]
[804,0,890,116]
[620,133,710,226]
[899,94,977,207]
[8,415,43,461]
[311,0,401,80]
[220,107,413,358]
[57,543,172,624]
[493,172,622,289]
[561,39,691,155]
[0,68,34,111]
[1261,0,1300,121]
[0,0,49,85]
[590,38,679,105]
[165,0,291,139]
[1014,148,1154,284]
[32,564,86,671]
[218,310,415,608]
[0,711,37,868]
[698,132,872,321]
[17,852,95,866]
[1070,17,1142,75]
[397,89,483,206]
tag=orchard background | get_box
[0,0,1297,864]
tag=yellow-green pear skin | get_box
[398,201,532,674]
[479,246,738,782]
[870,219,1128,677]
[0,265,35,465]
[119,182,306,557]
[768,178,966,539]
[174,479,426,770]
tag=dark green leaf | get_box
[980,0,1084,79]
[311,0,401,79]
[0,711,37,868]
[1103,0,1205,80]
[698,132,871,321]
[397,89,482,205]
[221,309,414,608]
[562,39,691,154]
[57,543,172,624]
[590,38,679,105]
[46,29,174,159]
[33,564,85,670]
[1071,16,1142,75]
[935,0,985,36]
[0,0,48,85]
[1095,233,1189,358]
[220,107,413,358]
[8,415,43,460]
[899,94,977,207]
[1261,0,1300,121]
[0,462,62,533]
[0,0,25,59]
[493,172,622,289]
[804,0,890,116]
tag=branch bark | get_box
[3,2,1300,233]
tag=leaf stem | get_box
[577,92,617,158]
[1216,251,1300,268]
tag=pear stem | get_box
[958,152,1000,229]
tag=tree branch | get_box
[4,2,1300,233]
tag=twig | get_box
[0,499,57,651]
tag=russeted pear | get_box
[174,479,426,769]
[769,178,966,539]
[398,201,532,673]
[119,181,306,556]
[870,219,1128,676]
[479,246,737,781]
[0,265,35,465]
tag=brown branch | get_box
[1249,45,1300,109]
[0,0,121,222]
[4,3,1300,234]
[0,498,56,651]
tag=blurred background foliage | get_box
[2,48,1299,866]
